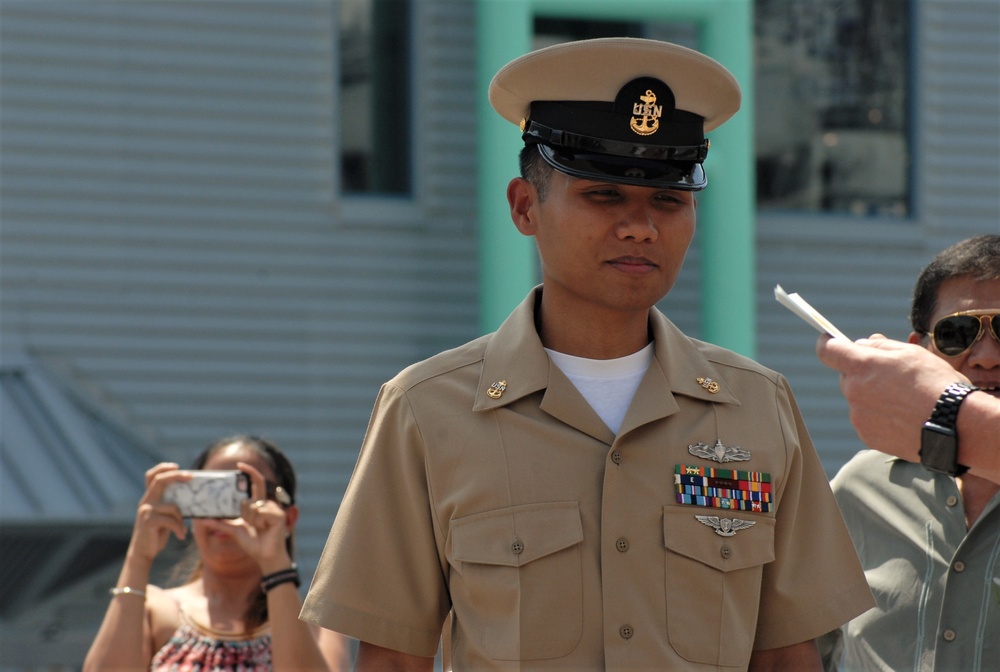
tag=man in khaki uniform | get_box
[301,38,874,671]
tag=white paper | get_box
[774,285,849,340]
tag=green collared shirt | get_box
[827,449,1000,671]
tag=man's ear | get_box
[507,177,538,236]
[907,331,924,346]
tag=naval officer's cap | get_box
[489,37,741,191]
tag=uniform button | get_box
[946,495,959,507]
[619,624,633,640]
[953,561,966,573]
[720,544,732,559]
[511,540,524,555]
[616,537,630,553]
[943,629,957,642]
[611,450,623,465]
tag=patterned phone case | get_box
[162,470,251,518]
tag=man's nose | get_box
[967,323,1000,368]
[616,206,658,242]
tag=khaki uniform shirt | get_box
[826,449,1000,671]
[302,288,873,670]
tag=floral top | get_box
[151,603,271,672]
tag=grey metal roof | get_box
[0,349,162,624]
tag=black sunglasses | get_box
[930,311,1000,356]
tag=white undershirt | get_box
[545,343,655,434]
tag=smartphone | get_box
[162,470,251,518]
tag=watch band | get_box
[920,382,977,476]
[929,382,976,429]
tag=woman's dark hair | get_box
[175,434,297,630]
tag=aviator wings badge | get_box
[695,515,756,537]
[689,439,751,463]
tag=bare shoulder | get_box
[147,585,183,653]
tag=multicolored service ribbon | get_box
[674,464,773,513]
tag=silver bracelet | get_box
[109,586,146,599]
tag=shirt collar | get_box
[473,286,741,413]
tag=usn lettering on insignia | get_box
[673,464,773,513]
[486,380,507,399]
[629,89,662,136]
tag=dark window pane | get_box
[755,0,911,217]
[340,0,411,195]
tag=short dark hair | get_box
[910,235,1000,335]
[519,145,554,201]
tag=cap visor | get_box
[538,145,707,190]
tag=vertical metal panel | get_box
[0,1,480,647]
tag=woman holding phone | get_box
[84,434,350,671]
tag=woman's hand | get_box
[83,463,190,672]
[126,463,191,566]
[212,461,295,573]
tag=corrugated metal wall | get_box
[0,0,480,588]
[0,0,998,665]
[755,0,1000,474]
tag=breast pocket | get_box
[449,501,584,661]
[663,506,776,668]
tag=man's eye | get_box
[655,193,686,205]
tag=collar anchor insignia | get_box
[689,439,751,463]
[695,515,756,537]
[696,377,720,394]
[486,380,507,399]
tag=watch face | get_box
[921,423,959,475]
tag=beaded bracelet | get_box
[260,565,300,593]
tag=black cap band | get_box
[518,78,711,190]
[523,120,708,163]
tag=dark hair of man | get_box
[910,234,1000,336]
[519,145,554,201]
[176,434,297,630]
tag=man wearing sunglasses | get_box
[820,235,1000,671]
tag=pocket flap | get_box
[451,501,583,567]
[663,506,775,571]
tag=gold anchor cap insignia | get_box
[697,377,720,394]
[630,89,662,136]
[487,380,507,399]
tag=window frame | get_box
[336,0,423,219]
